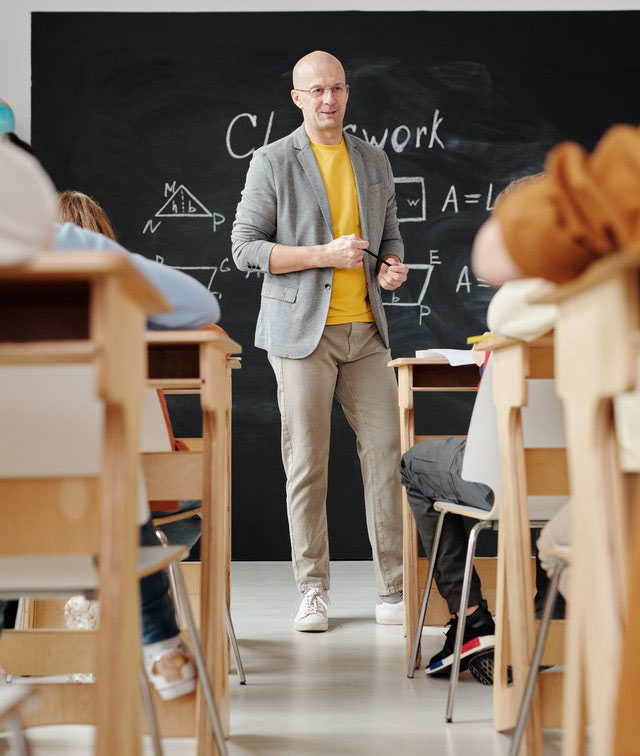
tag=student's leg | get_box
[139,519,196,700]
[401,437,495,676]
[401,437,493,613]
[139,520,181,644]
[334,323,403,600]
[153,500,202,550]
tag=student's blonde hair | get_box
[57,190,117,241]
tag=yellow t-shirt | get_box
[310,140,374,325]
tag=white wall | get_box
[2,0,640,137]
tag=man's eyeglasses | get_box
[294,84,350,99]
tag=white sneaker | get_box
[143,635,197,701]
[375,597,404,625]
[293,587,329,632]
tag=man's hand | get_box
[377,255,408,290]
[322,234,368,269]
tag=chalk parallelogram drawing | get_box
[394,177,426,223]
[155,254,230,293]
[382,263,434,307]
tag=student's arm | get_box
[472,124,640,285]
[54,223,220,329]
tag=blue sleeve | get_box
[53,223,221,329]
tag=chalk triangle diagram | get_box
[155,185,212,218]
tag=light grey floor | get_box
[4,561,562,755]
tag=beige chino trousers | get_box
[268,322,404,596]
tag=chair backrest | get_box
[461,354,568,519]
[140,388,173,453]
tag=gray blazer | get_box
[231,124,404,358]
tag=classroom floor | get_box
[4,561,564,755]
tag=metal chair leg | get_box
[154,528,187,629]
[408,509,447,678]
[139,662,164,756]
[445,519,492,722]
[225,603,246,685]
[173,561,228,756]
[4,714,31,756]
[508,559,566,756]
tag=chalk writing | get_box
[441,183,495,213]
[383,263,435,308]
[155,255,230,293]
[226,109,445,159]
[394,177,426,223]
[456,265,491,293]
[156,185,211,218]
[144,183,225,234]
[225,111,275,159]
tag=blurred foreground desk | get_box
[388,357,479,663]
[0,252,168,756]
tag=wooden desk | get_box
[0,252,168,756]
[388,357,479,662]
[145,330,241,755]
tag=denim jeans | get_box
[153,500,201,550]
[139,519,181,645]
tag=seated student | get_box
[471,124,640,286]
[56,189,203,552]
[0,138,219,700]
[401,343,495,680]
[470,127,640,606]
[401,283,564,683]
[402,174,568,682]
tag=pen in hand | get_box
[364,248,392,267]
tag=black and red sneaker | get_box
[425,602,495,677]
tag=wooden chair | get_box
[144,329,241,752]
[534,252,640,755]
[406,355,568,733]
[0,252,165,756]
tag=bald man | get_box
[232,51,408,631]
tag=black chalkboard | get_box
[32,11,640,560]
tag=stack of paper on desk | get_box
[414,348,475,366]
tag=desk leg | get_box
[397,366,419,665]
[95,282,144,756]
[198,349,230,755]
[493,345,542,756]
[97,403,141,756]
